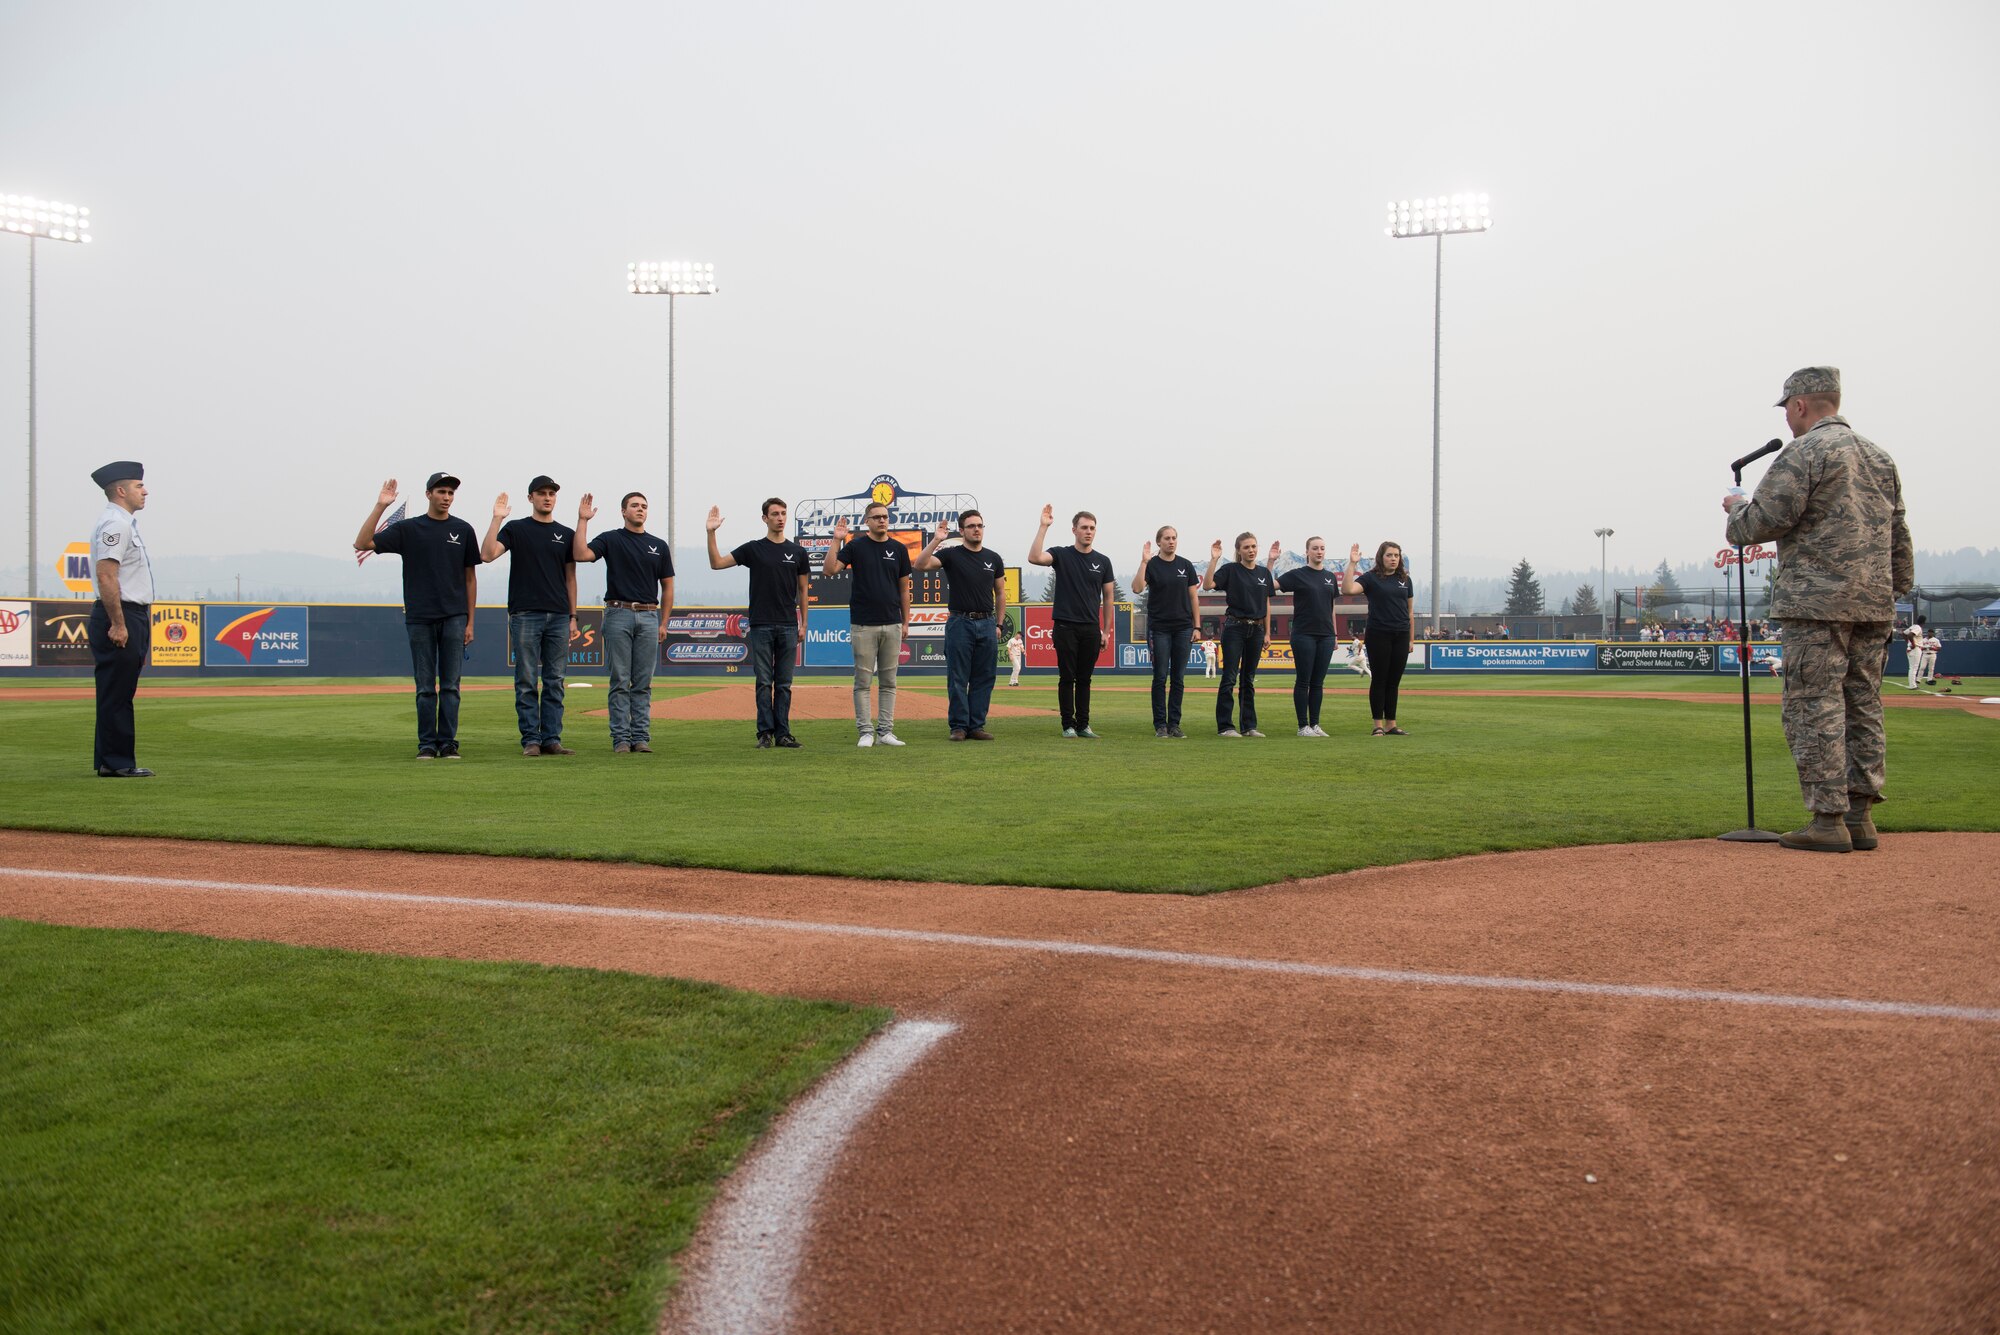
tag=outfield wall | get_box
[4,598,1997,679]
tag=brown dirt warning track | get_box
[2,829,1997,1333]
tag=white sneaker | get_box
[1311,725,1329,737]
[1298,727,1315,737]
[876,732,905,747]
[857,733,875,748]
[1245,729,1266,738]
[1219,728,1241,738]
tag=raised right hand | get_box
[492,492,511,520]
[378,479,398,507]
[1039,503,1054,527]
[705,506,724,532]
[1210,539,1223,560]
[935,518,950,542]
[833,517,850,542]
[577,493,598,522]
[1349,543,1363,566]
[1140,541,1153,563]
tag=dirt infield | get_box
[2,829,1995,1333]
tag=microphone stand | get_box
[1719,451,1782,844]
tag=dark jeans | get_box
[406,615,467,749]
[510,611,569,746]
[1053,619,1102,731]
[945,614,998,731]
[87,601,149,771]
[747,623,799,738]
[1365,628,1410,720]
[1147,625,1193,728]
[1291,632,1337,727]
[1216,620,1263,732]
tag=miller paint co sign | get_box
[1715,544,1778,568]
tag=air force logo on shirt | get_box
[1088,560,1104,575]
[782,553,797,564]
[983,561,996,572]
[648,544,660,555]
[446,532,462,545]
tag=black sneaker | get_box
[417,746,438,760]
[775,734,803,749]
[1155,726,1169,739]
[439,742,462,760]
[1167,725,1186,739]
[756,734,774,749]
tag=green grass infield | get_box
[3,674,1994,892]
[0,918,885,1334]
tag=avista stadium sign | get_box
[1715,545,1778,568]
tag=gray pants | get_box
[850,622,901,736]
[603,606,658,745]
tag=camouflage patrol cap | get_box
[1775,366,1840,406]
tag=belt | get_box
[605,600,660,610]
[1226,614,1263,625]
[94,599,150,610]
[951,612,995,620]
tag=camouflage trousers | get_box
[1779,619,1893,814]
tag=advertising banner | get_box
[1259,639,1296,670]
[907,607,951,640]
[1022,606,1114,670]
[0,601,31,668]
[506,608,604,670]
[207,606,311,666]
[35,601,95,666]
[1717,642,1784,675]
[1427,642,1597,672]
[662,608,751,668]
[59,542,93,594]
[803,606,853,667]
[149,604,202,666]
[1598,642,1716,673]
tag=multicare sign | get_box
[207,606,310,666]
[149,604,202,666]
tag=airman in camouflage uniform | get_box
[1723,367,1913,852]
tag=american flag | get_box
[357,501,405,564]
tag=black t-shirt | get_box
[1212,561,1274,621]
[1278,566,1342,637]
[588,528,675,605]
[732,537,811,625]
[373,513,481,624]
[1143,555,1200,630]
[839,536,913,625]
[1048,545,1112,624]
[1356,568,1414,633]
[936,544,1006,616]
[496,517,576,615]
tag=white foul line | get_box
[3,866,1997,1025]
[668,1019,954,1335]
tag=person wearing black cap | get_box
[88,461,156,777]
[482,476,578,756]
[574,490,675,754]
[354,474,481,759]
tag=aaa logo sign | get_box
[207,606,310,666]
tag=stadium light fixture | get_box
[1386,191,1492,633]
[5,193,94,599]
[1595,527,1615,641]
[628,261,718,550]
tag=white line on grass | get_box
[669,1019,955,1335]
[4,866,1997,1025]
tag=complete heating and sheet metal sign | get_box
[1427,642,1597,671]
[792,475,977,538]
[1597,642,1717,673]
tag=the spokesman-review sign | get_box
[1427,642,1597,671]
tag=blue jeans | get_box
[747,623,799,738]
[603,606,659,745]
[406,615,466,749]
[945,614,998,731]
[510,612,569,746]
[1290,632,1337,727]
[1216,620,1262,733]
[1147,625,1193,728]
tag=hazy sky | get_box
[3,0,1996,602]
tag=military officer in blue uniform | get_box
[88,460,156,777]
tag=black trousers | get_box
[1364,628,1409,721]
[88,601,150,771]
[1052,619,1101,730]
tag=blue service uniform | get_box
[88,491,156,774]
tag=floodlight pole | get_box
[1429,233,1441,635]
[1595,527,1614,640]
[26,235,36,598]
[667,293,677,552]
[628,261,716,555]
[6,195,92,598]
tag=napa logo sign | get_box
[207,606,310,666]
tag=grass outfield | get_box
[3,676,1994,892]
[0,918,884,1334]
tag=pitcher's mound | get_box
[591,683,1053,722]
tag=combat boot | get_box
[1779,812,1853,853]
[1843,796,1879,851]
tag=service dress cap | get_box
[91,461,144,488]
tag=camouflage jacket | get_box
[1725,415,1913,622]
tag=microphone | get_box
[1731,438,1783,476]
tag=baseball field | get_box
[2,673,1996,1332]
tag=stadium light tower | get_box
[1595,527,1615,641]
[628,260,718,552]
[5,193,93,598]
[1386,193,1491,633]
